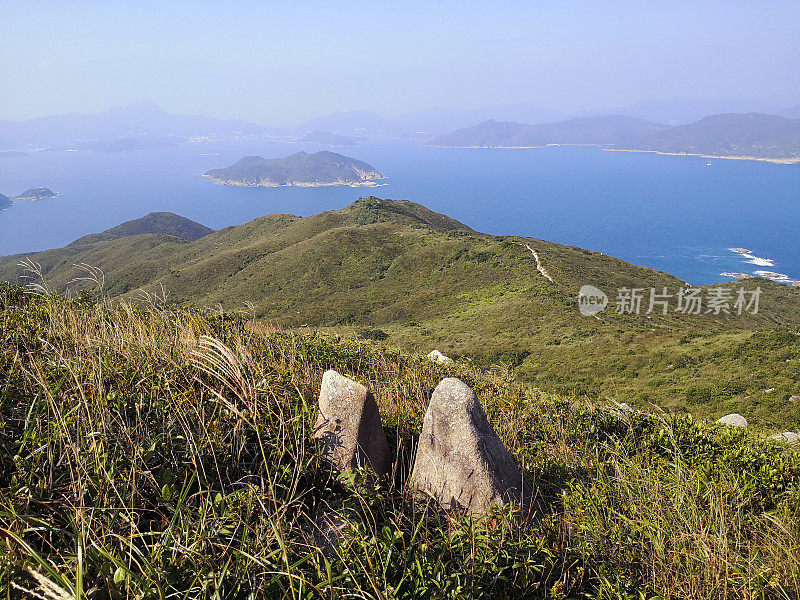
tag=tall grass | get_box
[1,282,799,599]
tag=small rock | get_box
[789,395,799,403]
[765,388,776,394]
[717,413,748,428]
[409,377,531,514]
[313,370,391,476]
[618,402,634,413]
[427,350,454,366]
[769,432,800,445]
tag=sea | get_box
[1,138,799,285]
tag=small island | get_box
[0,193,11,210]
[204,150,385,187]
[12,187,60,201]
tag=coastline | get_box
[425,144,800,164]
[203,174,386,188]
[425,143,604,150]
[425,144,545,149]
[603,148,800,165]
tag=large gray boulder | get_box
[717,413,748,428]
[313,370,391,476]
[409,377,530,514]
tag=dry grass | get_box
[1,284,799,599]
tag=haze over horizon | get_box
[2,1,800,126]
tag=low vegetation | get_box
[2,197,799,430]
[1,283,799,599]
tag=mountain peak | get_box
[340,197,474,232]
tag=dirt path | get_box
[517,243,554,282]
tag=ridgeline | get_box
[1,196,799,428]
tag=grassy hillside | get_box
[69,212,214,246]
[1,286,799,598]
[2,197,800,427]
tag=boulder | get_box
[409,377,530,514]
[717,413,748,428]
[427,350,454,366]
[313,370,391,476]
[770,431,800,445]
[789,395,800,403]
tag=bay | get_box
[0,139,798,285]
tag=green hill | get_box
[2,196,799,427]
[69,212,214,246]
[426,116,670,148]
[204,150,385,187]
[623,113,800,162]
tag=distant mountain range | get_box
[580,98,793,126]
[4,98,800,153]
[203,151,385,187]
[69,212,214,246]
[427,116,670,148]
[292,104,566,136]
[0,100,279,150]
[427,112,800,162]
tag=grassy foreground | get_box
[1,284,800,599]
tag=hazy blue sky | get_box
[2,1,799,125]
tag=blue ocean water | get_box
[0,139,798,285]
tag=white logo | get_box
[578,285,608,316]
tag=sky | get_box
[2,0,799,125]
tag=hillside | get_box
[426,116,670,148]
[1,286,799,598]
[69,212,214,246]
[204,151,386,187]
[622,113,800,162]
[2,197,800,428]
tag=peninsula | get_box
[204,150,385,187]
[429,112,800,163]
